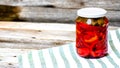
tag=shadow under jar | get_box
[76,8,109,58]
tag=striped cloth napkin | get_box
[18,29,120,68]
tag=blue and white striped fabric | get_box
[18,29,120,68]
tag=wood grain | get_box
[0,22,75,68]
[0,22,118,49]
[0,0,120,10]
[19,7,120,23]
[0,48,35,68]
[0,22,75,49]
[0,0,120,22]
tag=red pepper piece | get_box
[77,48,89,57]
[91,50,106,57]
[84,35,98,43]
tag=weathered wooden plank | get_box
[19,7,76,23]
[0,22,118,32]
[0,22,74,68]
[0,0,120,10]
[0,0,120,22]
[0,29,74,49]
[0,22,75,49]
[0,22,119,49]
[84,0,120,10]
[0,21,118,49]
[19,7,120,23]
[0,22,75,31]
[0,48,35,68]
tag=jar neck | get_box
[76,16,108,27]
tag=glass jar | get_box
[76,8,108,58]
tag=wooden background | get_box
[0,0,120,68]
[0,0,120,26]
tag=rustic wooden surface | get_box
[0,22,119,68]
[0,0,120,26]
[19,7,120,23]
[0,22,75,68]
[0,0,120,10]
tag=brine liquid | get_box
[76,20,108,58]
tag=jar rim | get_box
[77,7,107,18]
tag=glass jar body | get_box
[76,16,108,58]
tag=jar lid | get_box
[77,7,107,18]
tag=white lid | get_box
[77,7,107,18]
